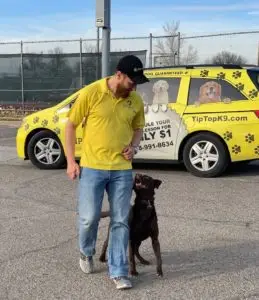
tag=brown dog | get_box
[198,80,222,104]
[99,173,163,277]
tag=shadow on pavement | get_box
[133,161,259,178]
[133,240,259,286]
[225,161,259,177]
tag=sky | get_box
[0,0,259,63]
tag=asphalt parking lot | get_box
[0,123,258,300]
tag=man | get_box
[65,55,148,290]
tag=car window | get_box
[187,78,248,105]
[247,69,259,90]
[136,77,181,105]
[68,95,78,108]
[57,95,79,114]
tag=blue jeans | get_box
[78,167,133,278]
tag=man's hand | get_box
[67,160,80,180]
[122,145,135,161]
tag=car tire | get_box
[182,133,229,178]
[27,130,66,170]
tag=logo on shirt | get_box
[126,99,132,107]
[123,99,136,114]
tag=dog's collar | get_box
[135,195,155,201]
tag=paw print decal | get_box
[200,70,209,77]
[232,145,241,154]
[248,89,258,99]
[235,83,244,91]
[254,146,259,155]
[24,123,29,131]
[232,71,241,79]
[223,131,232,141]
[216,72,225,80]
[41,119,48,127]
[52,115,59,123]
[54,127,61,135]
[33,117,39,124]
[245,134,255,143]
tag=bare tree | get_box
[23,51,47,76]
[47,47,71,75]
[71,43,100,86]
[154,21,198,66]
[206,51,247,65]
[84,43,97,53]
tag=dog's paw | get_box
[156,269,163,277]
[99,255,107,263]
[139,259,150,265]
[130,270,139,277]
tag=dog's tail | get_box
[100,211,110,218]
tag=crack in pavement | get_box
[1,186,76,213]
[158,213,259,231]
[0,209,76,222]
[0,221,109,266]
[0,235,77,265]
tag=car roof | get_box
[143,64,258,71]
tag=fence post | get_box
[79,38,83,87]
[20,41,25,114]
[177,32,181,65]
[149,33,153,67]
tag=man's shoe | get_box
[79,253,94,274]
[112,277,132,290]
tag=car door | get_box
[183,72,259,161]
[135,71,189,161]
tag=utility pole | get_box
[96,0,111,77]
[96,27,100,79]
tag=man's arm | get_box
[131,96,145,150]
[131,128,143,148]
[122,97,145,160]
[65,120,80,180]
[123,128,143,161]
[65,120,77,165]
[65,90,89,179]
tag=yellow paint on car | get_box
[16,65,259,177]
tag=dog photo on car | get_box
[136,78,179,107]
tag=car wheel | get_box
[27,130,66,170]
[182,133,229,177]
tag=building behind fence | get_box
[0,30,258,110]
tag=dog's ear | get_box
[154,179,162,189]
[134,173,141,179]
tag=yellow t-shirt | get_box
[67,77,145,170]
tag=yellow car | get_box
[16,64,259,177]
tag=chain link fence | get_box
[0,30,259,118]
[179,31,259,65]
[0,38,147,117]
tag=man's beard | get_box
[117,84,132,98]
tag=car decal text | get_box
[192,115,248,123]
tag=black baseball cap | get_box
[116,55,149,84]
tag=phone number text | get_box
[139,141,174,151]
